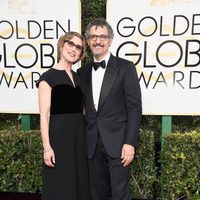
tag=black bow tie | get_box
[93,60,106,71]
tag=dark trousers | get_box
[88,135,131,200]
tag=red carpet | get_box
[0,192,41,200]
[0,193,155,200]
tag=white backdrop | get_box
[107,0,200,115]
[0,0,81,113]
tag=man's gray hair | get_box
[85,18,114,39]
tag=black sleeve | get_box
[36,71,54,88]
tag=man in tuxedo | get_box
[78,18,142,200]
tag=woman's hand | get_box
[43,148,55,167]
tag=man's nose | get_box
[96,36,101,43]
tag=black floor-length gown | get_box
[37,68,90,200]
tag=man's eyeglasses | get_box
[88,34,110,41]
[64,40,83,52]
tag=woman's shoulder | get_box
[36,68,55,88]
[41,68,56,76]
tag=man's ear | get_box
[109,39,113,47]
[86,40,90,46]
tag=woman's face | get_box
[60,36,83,64]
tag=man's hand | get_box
[121,144,135,167]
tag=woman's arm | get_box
[38,81,55,167]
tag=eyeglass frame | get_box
[88,34,110,41]
[64,40,84,52]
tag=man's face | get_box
[87,25,112,61]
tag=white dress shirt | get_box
[92,53,110,110]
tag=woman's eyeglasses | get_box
[64,40,83,52]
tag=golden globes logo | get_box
[8,0,36,15]
[0,19,71,89]
[115,15,200,89]
[150,0,190,6]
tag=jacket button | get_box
[97,117,101,120]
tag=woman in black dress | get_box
[37,32,90,200]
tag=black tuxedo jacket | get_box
[78,54,142,159]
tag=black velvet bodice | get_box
[51,84,83,114]
[37,68,84,114]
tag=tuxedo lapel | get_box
[84,64,96,113]
[98,55,119,111]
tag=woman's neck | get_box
[54,60,72,71]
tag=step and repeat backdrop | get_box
[0,0,81,113]
[0,0,200,115]
[107,0,200,115]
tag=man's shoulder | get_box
[77,61,92,74]
[115,56,133,65]
[110,55,134,69]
